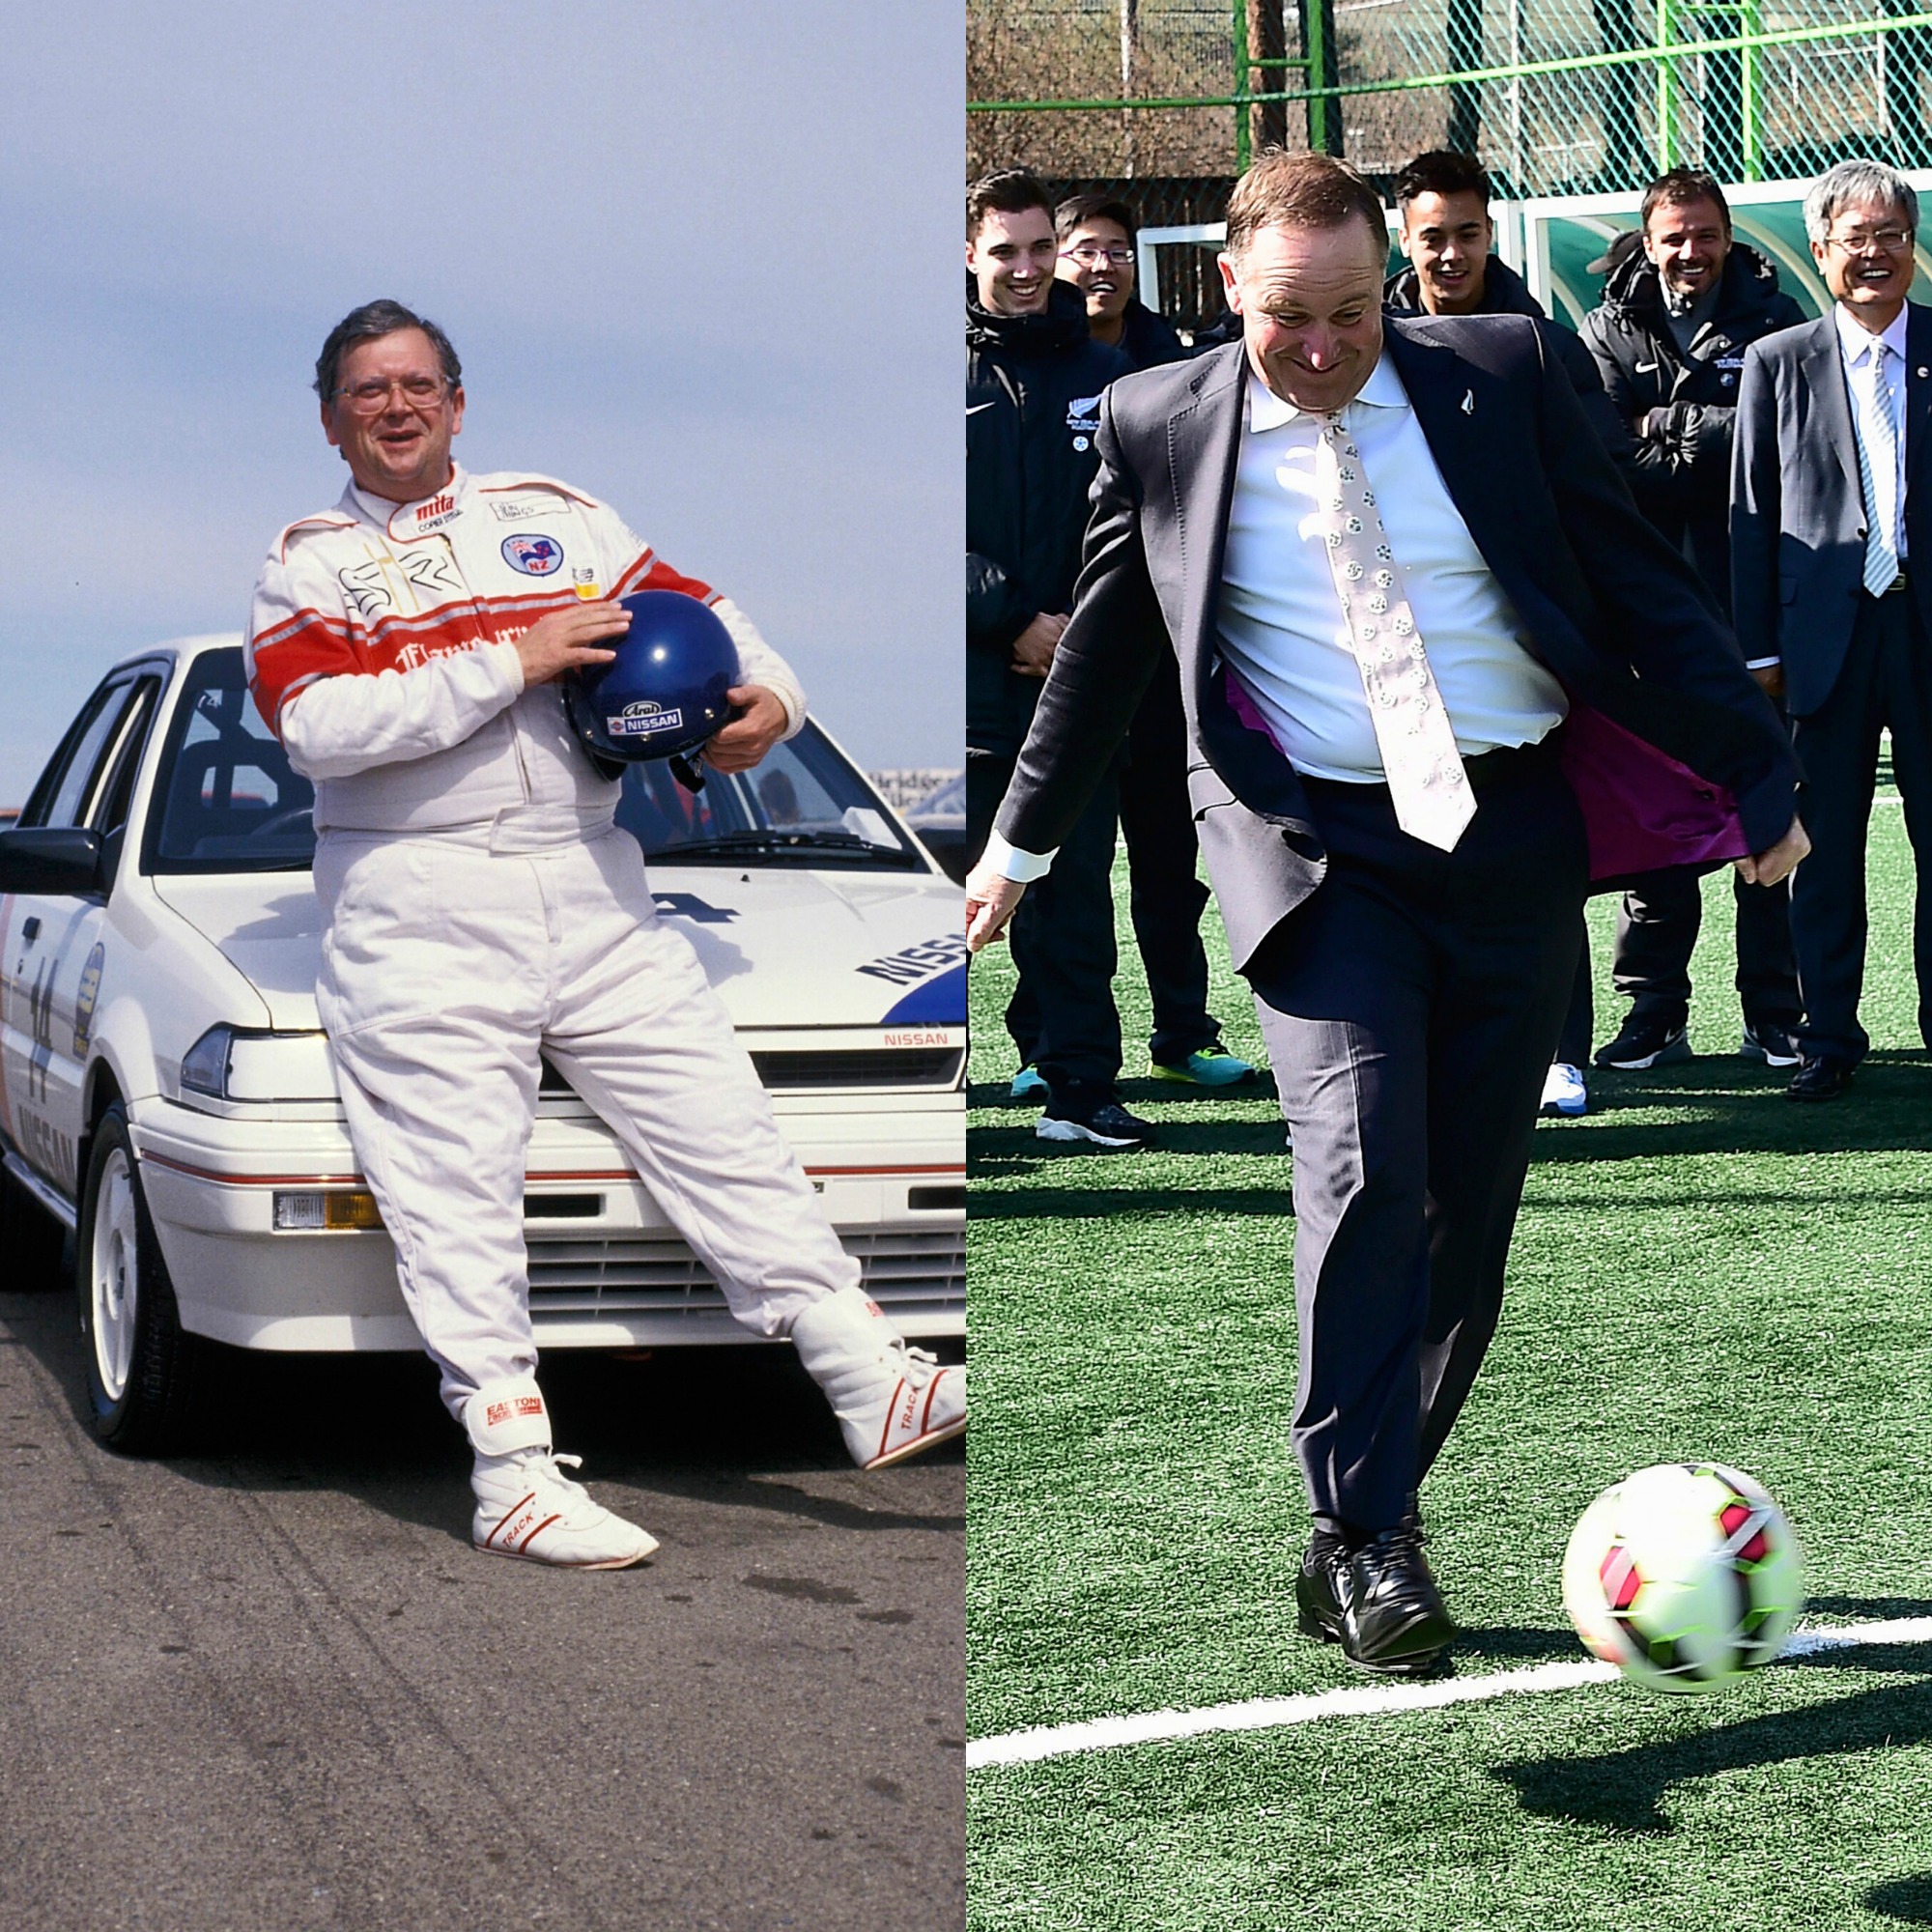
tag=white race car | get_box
[0,636,965,1449]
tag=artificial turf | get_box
[967,782,1932,1929]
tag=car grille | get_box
[538,1048,961,1094]
[526,1227,964,1328]
[749,1048,962,1089]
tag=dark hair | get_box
[314,299,463,402]
[1640,167,1732,235]
[967,167,1054,241]
[1392,150,1493,212]
[1225,149,1387,259]
[1055,192,1138,243]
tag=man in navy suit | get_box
[1733,158,1932,1099]
[966,151,1804,1675]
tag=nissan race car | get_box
[0,637,965,1449]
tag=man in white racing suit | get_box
[245,298,964,1568]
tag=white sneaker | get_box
[1541,1062,1589,1117]
[463,1376,657,1569]
[790,1289,967,1469]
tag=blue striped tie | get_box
[1858,343,1901,598]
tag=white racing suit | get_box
[246,464,862,1414]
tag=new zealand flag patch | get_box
[502,534,564,576]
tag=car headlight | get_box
[180,1025,338,1102]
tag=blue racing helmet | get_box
[564,589,741,763]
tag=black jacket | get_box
[1580,241,1804,604]
[1113,297,1189,374]
[1383,256,1636,476]
[967,279,1129,753]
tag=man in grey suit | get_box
[1733,158,1932,1099]
[966,151,1804,1675]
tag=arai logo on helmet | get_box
[608,699,686,737]
[501,534,564,576]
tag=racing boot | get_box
[464,1375,658,1569]
[790,1288,966,1470]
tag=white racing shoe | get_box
[463,1376,658,1570]
[790,1288,967,1470]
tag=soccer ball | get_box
[1560,1462,1804,1694]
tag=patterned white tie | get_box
[1315,412,1475,852]
[1858,342,1901,598]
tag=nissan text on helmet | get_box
[565,589,743,766]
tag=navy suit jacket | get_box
[1731,302,1932,717]
[994,319,1800,972]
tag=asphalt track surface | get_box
[0,1233,964,1932]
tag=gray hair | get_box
[1804,159,1919,244]
[313,299,463,401]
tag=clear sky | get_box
[0,0,961,805]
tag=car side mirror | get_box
[0,826,107,896]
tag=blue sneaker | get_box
[1148,1045,1256,1088]
[1009,1064,1048,1102]
[1540,1062,1589,1117]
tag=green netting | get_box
[967,0,1932,196]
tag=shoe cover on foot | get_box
[463,1377,657,1569]
[790,1289,966,1469]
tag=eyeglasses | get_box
[1824,228,1914,256]
[1061,244,1135,268]
[333,375,453,413]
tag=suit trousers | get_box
[967,747,1124,1094]
[1120,654,1222,1065]
[1607,864,1800,1029]
[1246,746,1588,1534]
[1790,585,1932,1062]
[1555,920,1594,1068]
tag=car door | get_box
[0,670,159,1200]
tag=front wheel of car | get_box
[76,1103,207,1453]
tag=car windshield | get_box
[147,650,318,872]
[146,647,923,874]
[611,728,923,868]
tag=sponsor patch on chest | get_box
[391,492,461,538]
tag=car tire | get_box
[75,1102,208,1453]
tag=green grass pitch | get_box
[967,779,1932,1930]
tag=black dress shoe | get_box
[1295,1524,1457,1675]
[1786,1053,1856,1101]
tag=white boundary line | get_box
[967,1616,1932,1771]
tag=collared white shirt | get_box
[1219,360,1566,782]
[979,352,1570,881]
[1833,299,1911,562]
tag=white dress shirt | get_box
[981,352,1569,882]
[1220,361,1566,781]
[1833,299,1911,563]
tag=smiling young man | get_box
[244,300,964,1567]
[1053,193,1186,368]
[1734,159,1932,1098]
[1384,151,1636,473]
[966,151,1802,1676]
[965,172,1145,1147]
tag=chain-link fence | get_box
[970,0,1932,201]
